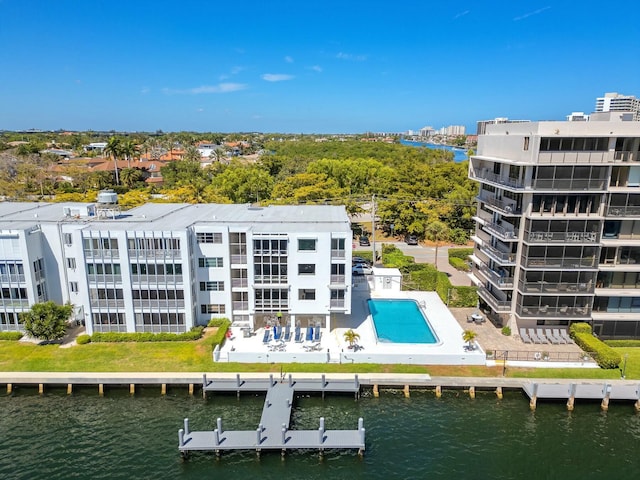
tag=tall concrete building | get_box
[0,202,352,335]
[469,112,640,339]
[476,117,530,135]
[595,92,640,121]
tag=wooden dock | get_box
[523,382,640,411]
[178,374,365,456]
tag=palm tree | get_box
[120,139,137,169]
[343,329,360,349]
[424,220,449,269]
[104,137,121,185]
[462,329,478,350]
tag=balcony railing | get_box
[254,275,288,284]
[88,274,123,283]
[477,286,511,311]
[524,257,597,269]
[482,222,518,241]
[479,244,516,264]
[519,305,590,318]
[477,193,521,216]
[331,249,346,259]
[607,206,640,217]
[330,274,346,284]
[533,179,606,190]
[231,278,248,288]
[0,274,25,283]
[130,249,181,259]
[90,299,125,308]
[130,274,182,284]
[526,231,599,243]
[84,249,120,259]
[613,151,640,163]
[0,299,29,307]
[519,280,594,294]
[232,301,249,310]
[472,169,525,189]
[230,254,247,264]
[255,300,289,310]
[477,265,514,288]
[132,299,185,308]
[330,299,346,308]
[537,151,613,164]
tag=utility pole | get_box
[371,194,376,265]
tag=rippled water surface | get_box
[1,388,639,479]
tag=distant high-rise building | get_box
[566,112,590,122]
[595,92,640,121]
[419,126,435,137]
[445,125,466,136]
[476,117,529,135]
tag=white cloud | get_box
[261,73,294,82]
[284,56,294,63]
[454,10,470,19]
[336,52,367,61]
[514,6,550,21]
[140,86,150,94]
[310,65,323,72]
[162,83,248,95]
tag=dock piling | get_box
[529,383,538,411]
[67,383,73,395]
[98,383,104,396]
[188,384,194,396]
[635,399,640,412]
[567,384,576,411]
[6,383,12,394]
[236,373,241,388]
[469,386,475,399]
[282,427,287,444]
[601,384,612,411]
[214,428,219,446]
[358,418,364,431]
[38,383,44,395]
[435,385,442,398]
[129,384,135,395]
[403,385,410,398]
[178,428,185,447]
[256,428,261,445]
[321,374,326,387]
[373,384,379,397]
[269,374,274,387]
[161,384,167,395]
[184,418,190,436]
[496,387,503,399]
[319,417,325,433]
[288,374,293,387]
[217,417,223,434]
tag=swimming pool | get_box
[368,299,438,344]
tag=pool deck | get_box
[218,283,486,365]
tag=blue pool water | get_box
[368,299,438,344]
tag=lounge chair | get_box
[283,324,291,342]
[552,328,566,344]
[536,328,549,344]
[305,327,314,342]
[560,329,574,344]
[294,326,304,343]
[528,328,541,344]
[545,328,560,344]
[262,329,271,344]
[520,328,532,344]
[273,325,281,341]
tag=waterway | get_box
[400,139,469,162]
[1,388,639,479]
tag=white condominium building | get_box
[595,92,640,121]
[0,202,352,335]
[469,112,640,339]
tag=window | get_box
[66,258,76,269]
[298,239,316,251]
[331,238,345,250]
[201,304,226,314]
[298,289,316,300]
[196,232,222,244]
[199,281,224,291]
[523,137,530,151]
[69,282,78,293]
[64,233,73,245]
[298,264,316,275]
[199,257,223,268]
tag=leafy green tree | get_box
[212,162,273,203]
[119,167,144,188]
[19,301,74,341]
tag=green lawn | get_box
[0,340,637,379]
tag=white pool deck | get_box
[216,281,486,366]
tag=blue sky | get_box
[0,0,638,134]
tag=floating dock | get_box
[178,374,365,456]
[523,382,640,411]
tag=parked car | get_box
[405,235,419,245]
[352,256,369,265]
[359,236,370,246]
[352,264,373,275]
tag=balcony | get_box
[607,206,640,217]
[84,249,120,259]
[331,249,346,259]
[526,231,599,243]
[479,244,516,265]
[477,286,511,312]
[330,274,346,284]
[255,300,289,310]
[471,169,525,189]
[481,222,518,242]
[477,192,521,216]
[330,299,346,308]
[88,274,123,283]
[519,280,594,294]
[477,264,514,288]
[130,274,182,284]
[231,278,248,288]
[230,254,248,264]
[254,275,288,285]
[130,249,182,260]
[90,299,125,308]
[232,301,249,310]
[537,151,613,164]
[524,257,597,269]
[613,151,640,163]
[0,299,29,308]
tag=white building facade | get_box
[0,203,352,335]
[469,113,640,339]
[595,92,640,121]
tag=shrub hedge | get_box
[207,317,231,328]
[91,326,204,343]
[448,248,473,260]
[0,331,23,341]
[605,339,640,348]
[570,323,621,369]
[76,334,91,345]
[449,257,470,272]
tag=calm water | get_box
[1,388,640,479]
[400,139,469,162]
[368,299,437,344]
